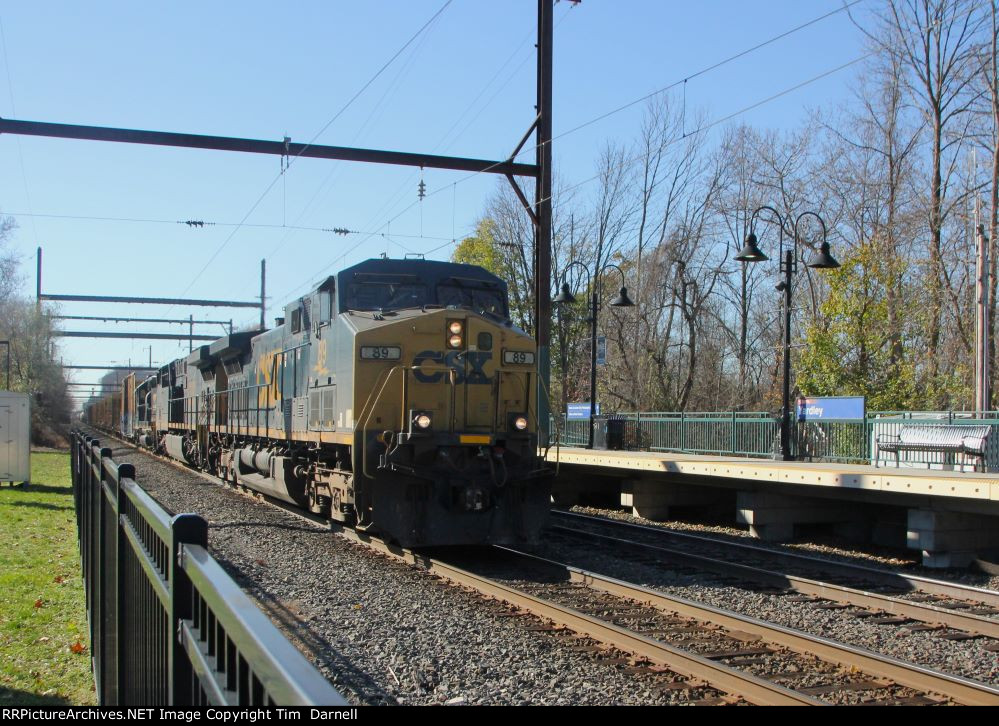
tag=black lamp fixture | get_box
[807,240,840,270]
[735,231,769,263]
[736,206,839,461]
[609,286,635,308]
[553,282,577,305]
[554,261,635,448]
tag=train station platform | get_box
[544,447,999,568]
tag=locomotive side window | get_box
[291,308,302,333]
[318,281,335,322]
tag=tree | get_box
[0,212,71,442]
[870,0,987,384]
[797,238,961,408]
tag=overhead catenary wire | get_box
[2,211,455,242]
[175,0,455,299]
[267,4,581,304]
[260,10,450,262]
[353,0,870,265]
[270,2,577,282]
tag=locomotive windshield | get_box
[437,281,507,317]
[346,281,428,311]
[343,272,508,317]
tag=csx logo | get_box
[413,350,492,384]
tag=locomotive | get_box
[83,257,550,547]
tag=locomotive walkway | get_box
[544,447,999,568]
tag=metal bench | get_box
[876,424,991,471]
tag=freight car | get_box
[84,257,549,547]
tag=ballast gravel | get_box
[524,531,999,686]
[571,505,999,592]
[102,441,707,706]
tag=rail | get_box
[71,430,346,706]
[550,410,999,471]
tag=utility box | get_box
[0,392,31,484]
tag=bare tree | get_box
[870,0,987,383]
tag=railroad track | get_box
[549,510,999,644]
[351,532,999,705]
[81,430,999,705]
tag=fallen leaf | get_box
[353,604,363,610]
[33,599,44,609]
[254,559,267,567]
[36,637,50,644]
[53,575,64,584]
[70,641,86,655]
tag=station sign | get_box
[797,395,865,421]
[567,402,600,420]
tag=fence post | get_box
[731,411,736,455]
[680,411,685,452]
[169,514,209,706]
[114,462,133,706]
[96,446,112,704]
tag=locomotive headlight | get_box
[414,413,432,430]
[514,416,529,431]
[447,320,464,349]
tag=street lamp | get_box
[735,207,839,461]
[554,261,635,448]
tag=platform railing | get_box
[548,410,999,471]
[71,431,346,706]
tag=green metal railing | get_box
[549,410,999,471]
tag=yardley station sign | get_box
[796,396,866,421]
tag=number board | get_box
[359,346,402,360]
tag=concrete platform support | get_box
[907,509,999,568]
[621,479,722,520]
[736,491,859,542]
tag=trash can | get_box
[593,417,625,450]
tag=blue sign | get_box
[567,402,600,420]
[797,396,865,421]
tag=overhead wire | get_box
[354,0,868,264]
[176,0,455,299]
[261,10,449,262]
[2,211,459,242]
[269,4,577,304]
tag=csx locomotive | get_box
[84,257,550,546]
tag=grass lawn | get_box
[0,452,95,705]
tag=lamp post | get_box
[735,207,839,461]
[554,261,634,448]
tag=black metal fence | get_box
[71,431,346,706]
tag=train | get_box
[83,257,550,546]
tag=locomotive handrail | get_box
[356,365,422,481]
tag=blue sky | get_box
[0,0,868,394]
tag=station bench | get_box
[876,424,991,471]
